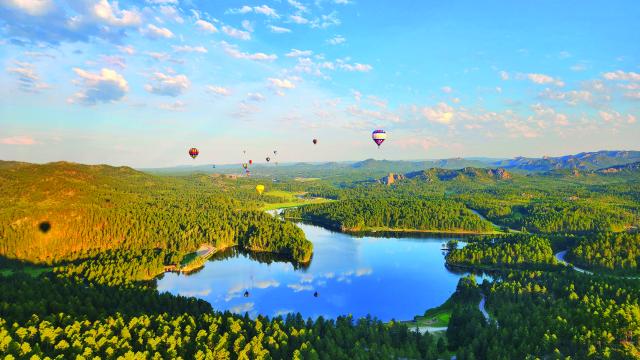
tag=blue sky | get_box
[0,0,638,167]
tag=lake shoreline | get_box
[283,216,501,238]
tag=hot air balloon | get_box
[372,130,387,148]
[313,139,318,145]
[188,148,199,159]
[242,163,248,169]
[273,150,277,155]
[249,160,253,165]
[245,170,251,177]
[266,157,271,162]
[256,184,265,195]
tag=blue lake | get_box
[157,222,487,321]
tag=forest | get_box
[442,271,640,359]
[285,198,495,233]
[445,234,558,269]
[567,232,640,275]
[1,160,639,358]
[0,162,313,268]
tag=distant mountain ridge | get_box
[379,167,512,184]
[596,161,640,174]
[492,150,640,172]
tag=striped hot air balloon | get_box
[372,130,387,148]
[188,147,199,159]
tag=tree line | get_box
[286,198,495,233]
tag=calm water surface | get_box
[157,222,486,321]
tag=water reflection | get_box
[157,222,490,321]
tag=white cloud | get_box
[233,101,260,118]
[247,92,266,101]
[530,103,570,127]
[599,110,637,124]
[221,41,277,61]
[89,0,141,27]
[6,61,50,93]
[254,4,278,17]
[143,24,174,39]
[68,67,128,105]
[422,102,454,124]
[1,0,53,16]
[347,104,401,123]
[146,0,177,3]
[286,49,312,57]
[287,283,313,292]
[0,136,37,145]
[327,35,346,45]
[268,78,296,89]
[158,5,183,23]
[269,25,291,33]
[222,25,251,40]
[340,62,372,72]
[228,4,278,17]
[145,51,169,61]
[195,19,217,33]
[100,55,126,69]
[292,57,333,77]
[173,45,207,53]
[179,289,211,297]
[230,302,254,314]
[311,11,340,28]
[241,20,253,32]
[499,71,509,80]
[504,120,540,138]
[159,100,186,111]
[570,63,588,72]
[290,14,309,24]
[624,91,640,100]
[441,86,453,94]
[254,280,280,289]
[288,0,307,12]
[274,309,295,317]
[117,45,135,55]
[527,73,564,87]
[539,88,593,106]
[206,85,231,96]
[602,70,640,81]
[145,72,190,97]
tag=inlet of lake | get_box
[157,221,490,322]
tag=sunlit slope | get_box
[0,161,312,264]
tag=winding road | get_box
[555,250,640,279]
[554,250,592,274]
[413,295,496,334]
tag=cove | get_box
[157,222,489,322]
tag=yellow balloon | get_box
[256,184,265,195]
